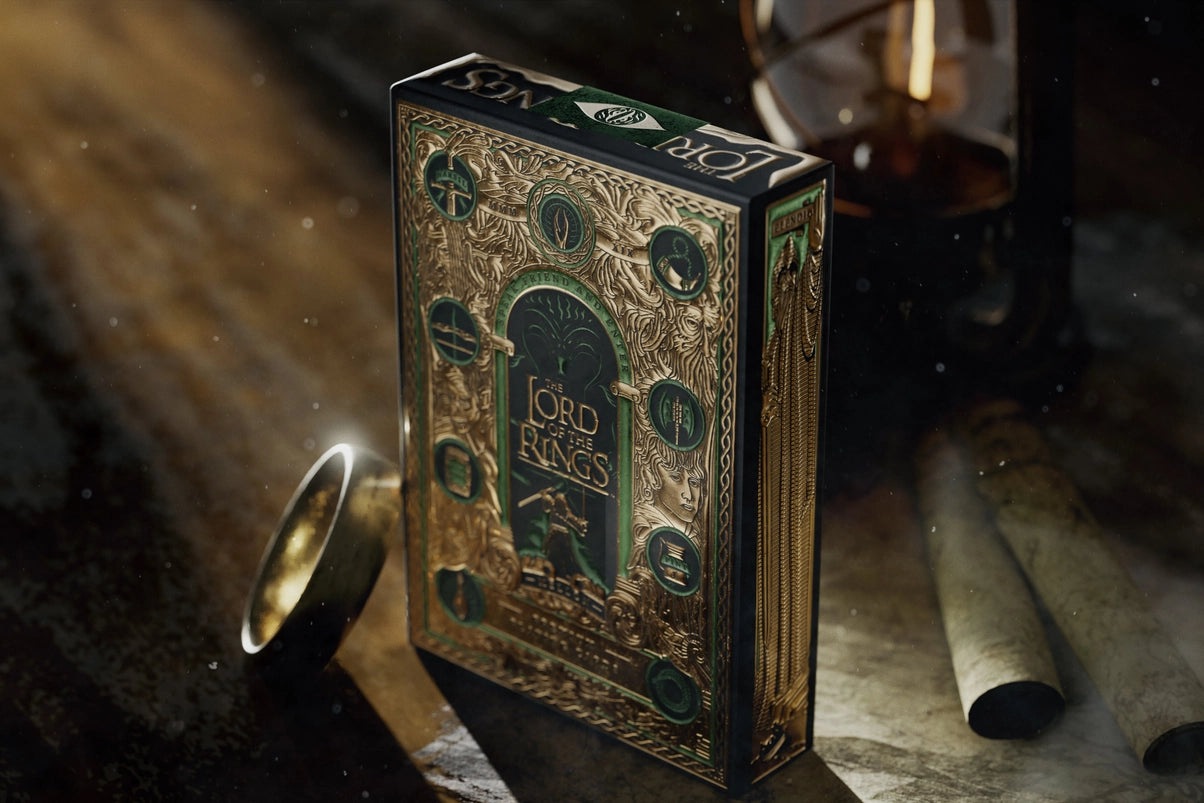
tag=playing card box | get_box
[392,54,831,789]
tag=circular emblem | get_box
[434,438,482,503]
[646,528,702,596]
[424,150,476,221]
[649,227,707,300]
[647,380,706,452]
[538,194,586,255]
[527,180,594,268]
[428,297,479,365]
[435,568,485,626]
[593,105,647,127]
[646,659,701,725]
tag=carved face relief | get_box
[654,461,703,528]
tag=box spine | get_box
[749,178,828,782]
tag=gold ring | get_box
[241,443,400,676]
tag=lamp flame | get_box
[909,0,936,102]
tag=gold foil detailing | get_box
[753,184,825,777]
[397,102,741,785]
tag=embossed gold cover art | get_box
[395,57,827,789]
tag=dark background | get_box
[226,0,1204,221]
[2,1,1202,800]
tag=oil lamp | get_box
[742,0,1074,392]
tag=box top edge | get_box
[393,53,828,192]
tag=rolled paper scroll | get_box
[916,427,1065,739]
[961,398,1204,772]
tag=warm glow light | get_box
[284,524,313,556]
[270,571,310,621]
[755,0,774,34]
[909,0,936,101]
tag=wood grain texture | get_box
[0,1,436,799]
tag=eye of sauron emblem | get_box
[527,180,595,268]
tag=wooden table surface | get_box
[1,1,1202,800]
